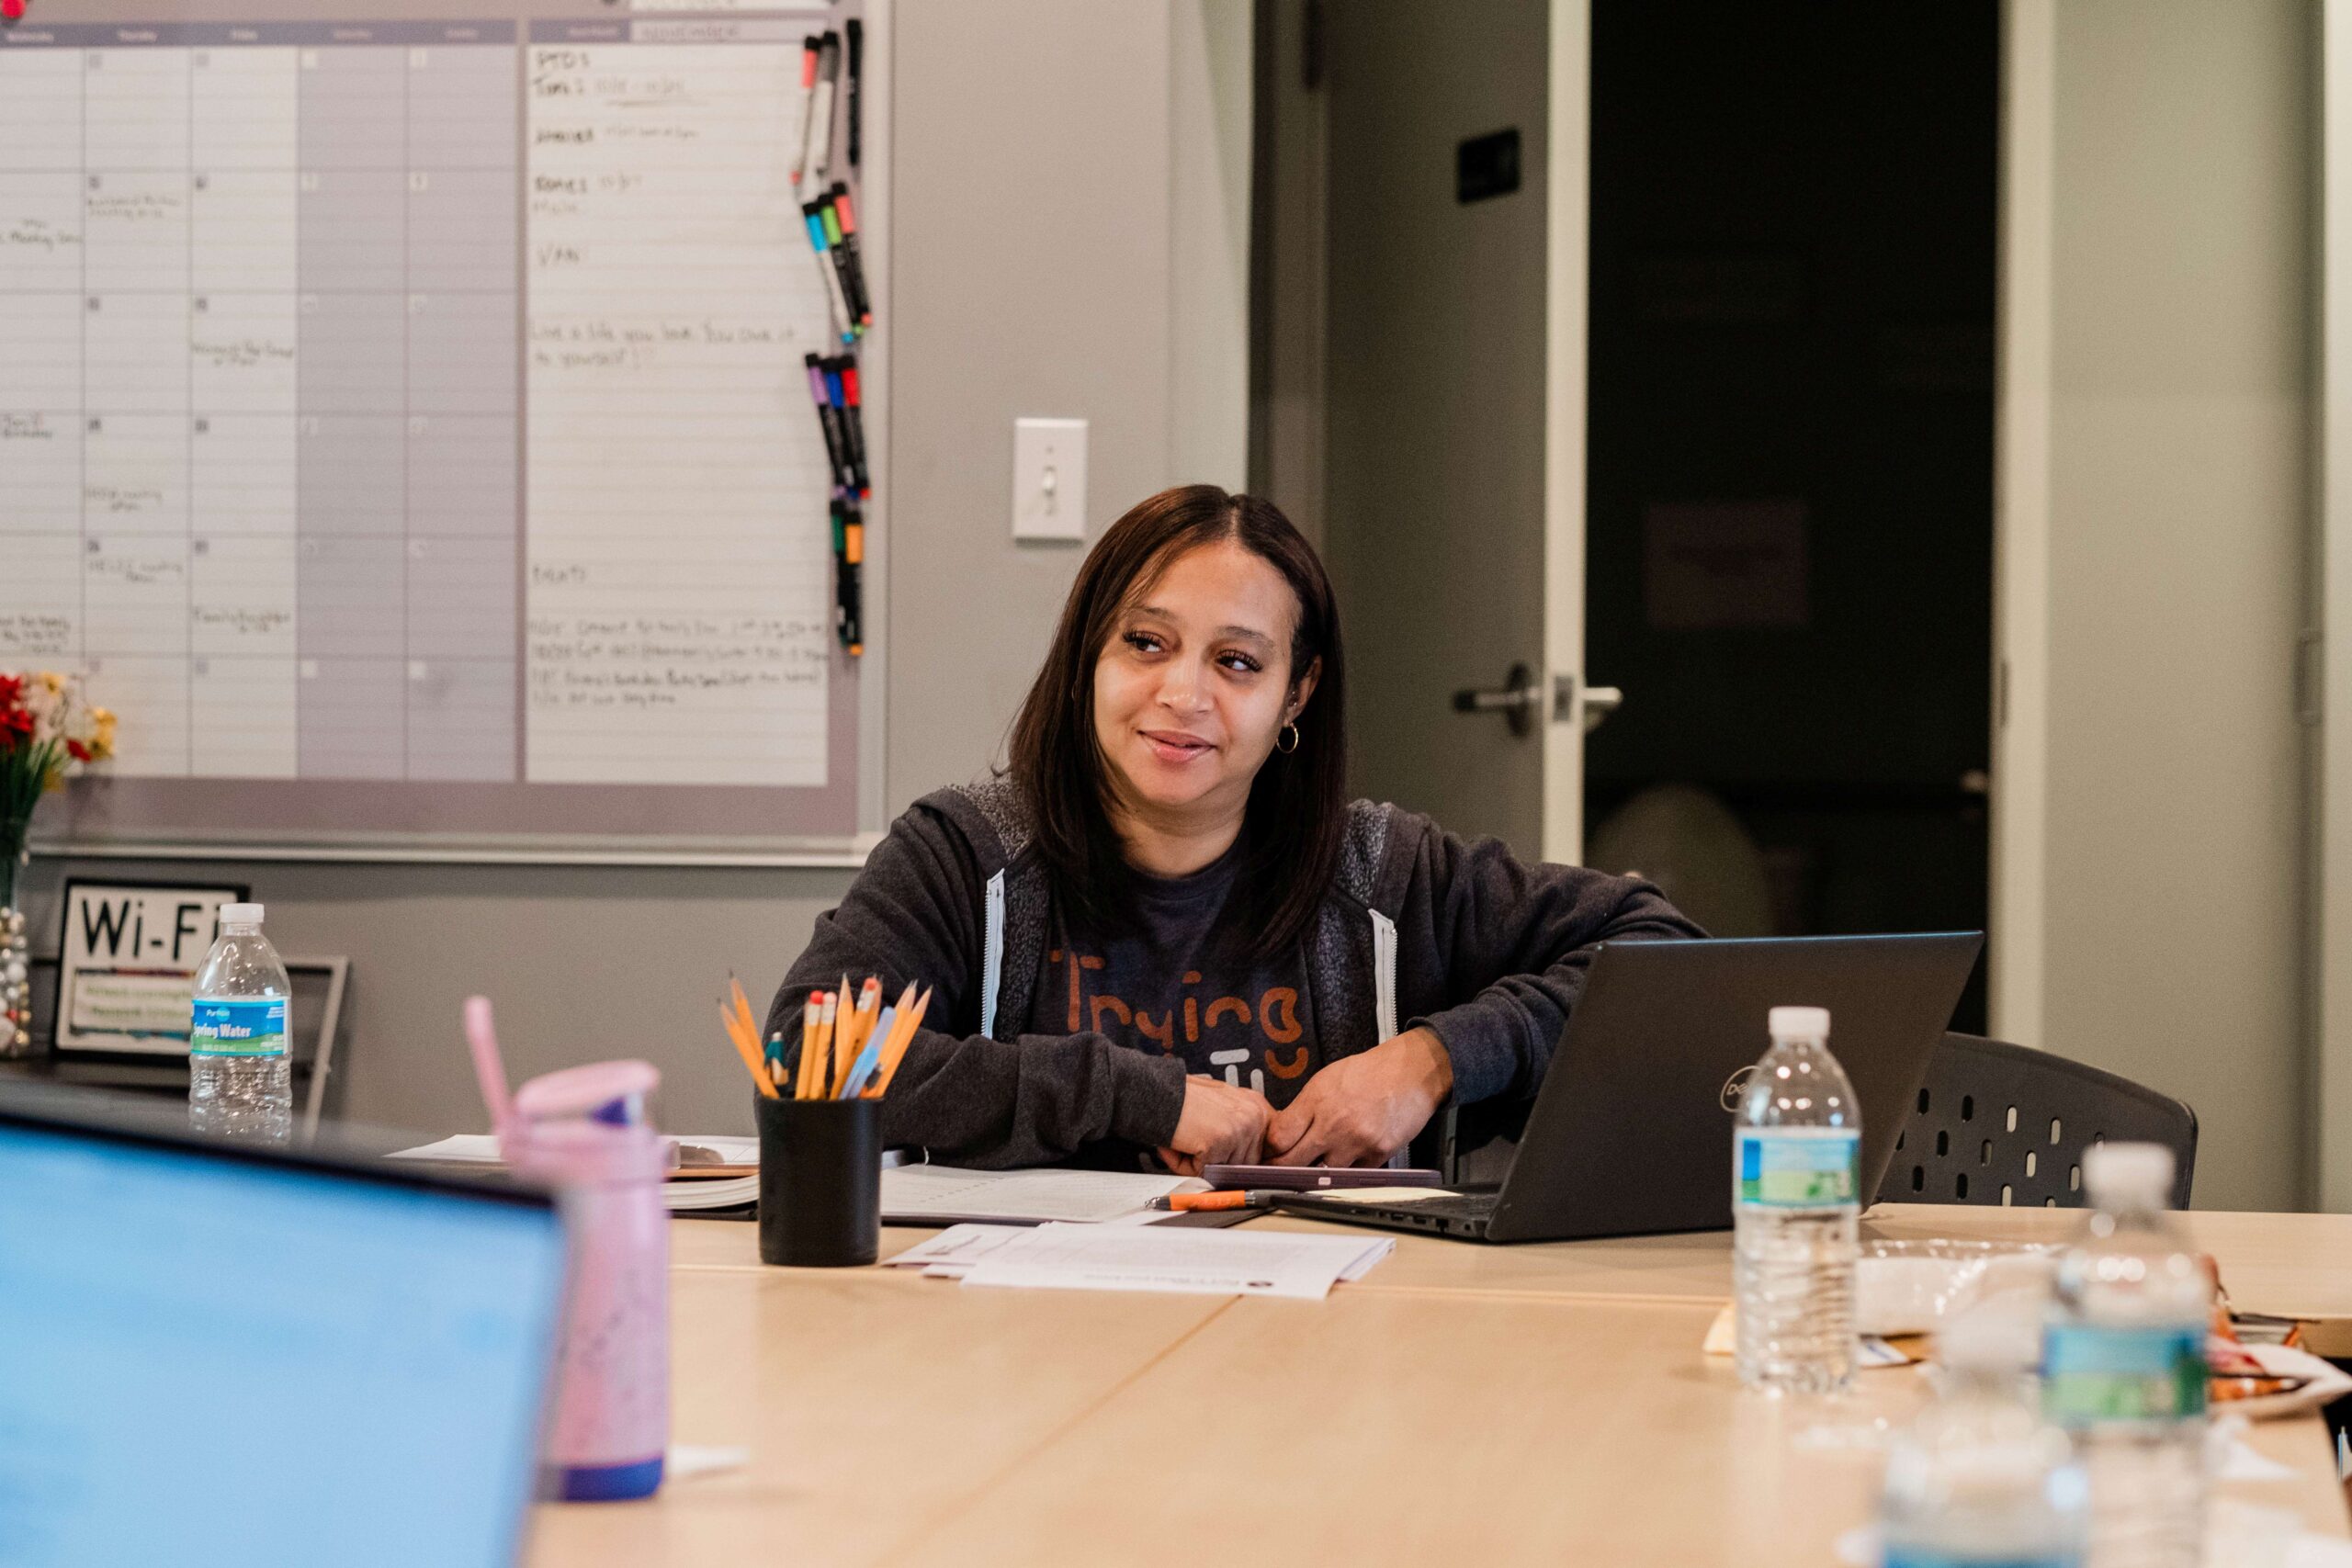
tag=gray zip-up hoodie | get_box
[766,777,1703,1168]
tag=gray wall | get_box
[17,0,1250,1141]
[2033,0,2313,1211]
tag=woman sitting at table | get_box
[768,485,1702,1172]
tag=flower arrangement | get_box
[1,671,114,829]
[1,669,114,892]
[0,671,113,1054]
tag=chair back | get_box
[1874,1032,2197,1210]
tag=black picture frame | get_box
[54,876,252,1057]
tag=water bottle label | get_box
[1735,1128,1860,1208]
[1884,1551,2079,1568]
[2041,1322,2208,1426]
[190,997,287,1057]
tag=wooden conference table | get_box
[527,1206,2352,1567]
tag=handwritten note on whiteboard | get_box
[523,23,835,787]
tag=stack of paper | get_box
[890,1221,1392,1300]
[389,1134,765,1213]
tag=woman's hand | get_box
[1158,1075,1274,1176]
[1263,1027,1454,1168]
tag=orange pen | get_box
[1147,1190,1279,1213]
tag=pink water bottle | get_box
[505,1059,670,1501]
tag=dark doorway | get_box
[1583,1,1999,1031]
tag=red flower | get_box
[66,739,91,762]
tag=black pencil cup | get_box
[755,1094,882,1267]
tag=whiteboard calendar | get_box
[0,0,876,852]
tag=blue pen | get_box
[839,1005,893,1098]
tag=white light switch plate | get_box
[1012,417,1088,541]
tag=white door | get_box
[1315,0,1596,867]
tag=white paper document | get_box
[879,1165,1206,1225]
[957,1222,1394,1301]
[885,1224,1029,1278]
[387,1134,503,1164]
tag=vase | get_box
[0,822,29,1058]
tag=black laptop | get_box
[1284,933,1983,1243]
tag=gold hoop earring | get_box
[1275,722,1301,755]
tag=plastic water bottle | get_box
[188,902,292,1143]
[2043,1143,2210,1568]
[1880,1310,2088,1568]
[1734,1004,1861,1393]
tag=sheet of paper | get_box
[388,1134,503,1164]
[958,1222,1393,1301]
[886,1224,1027,1278]
[880,1165,1204,1225]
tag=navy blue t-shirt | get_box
[1026,840,1320,1110]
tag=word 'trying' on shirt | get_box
[1040,946,1318,1101]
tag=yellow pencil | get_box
[833,996,861,1065]
[866,983,928,1098]
[797,990,819,1096]
[848,976,882,1055]
[721,1000,779,1098]
[728,974,760,1044]
[812,990,839,1098]
[834,975,854,1074]
[796,990,828,1100]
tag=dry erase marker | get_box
[801,202,855,344]
[824,358,868,496]
[830,184,875,327]
[791,35,821,186]
[804,353,851,493]
[815,200,865,340]
[831,504,856,650]
[845,18,864,168]
[801,31,839,197]
[836,355,871,500]
[842,517,864,655]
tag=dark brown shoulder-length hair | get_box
[1006,484,1347,961]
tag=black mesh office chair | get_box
[1873,1032,2197,1211]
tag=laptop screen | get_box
[0,1115,568,1568]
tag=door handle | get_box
[1451,661,1542,738]
[1543,674,1624,734]
[1582,685,1623,735]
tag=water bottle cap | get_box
[220,902,264,925]
[1767,1005,1830,1041]
[514,1059,662,1123]
[2081,1141,2173,1202]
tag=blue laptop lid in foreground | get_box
[0,1089,568,1568]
